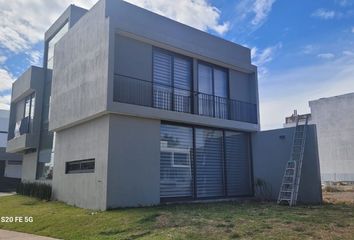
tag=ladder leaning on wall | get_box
[277,115,309,206]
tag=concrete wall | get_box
[114,34,152,82]
[252,125,322,204]
[107,0,254,72]
[44,5,87,42]
[4,160,22,179]
[21,152,38,181]
[106,114,160,208]
[50,0,109,131]
[310,93,354,181]
[229,70,257,104]
[52,115,110,210]
[10,66,44,103]
[0,147,22,179]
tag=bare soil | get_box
[323,191,354,205]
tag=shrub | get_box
[254,178,273,201]
[16,182,52,201]
[323,185,341,192]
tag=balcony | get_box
[7,116,36,153]
[7,68,41,153]
[113,75,258,124]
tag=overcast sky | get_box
[0,0,353,130]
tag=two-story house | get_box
[6,0,322,210]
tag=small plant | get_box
[16,182,52,201]
[254,178,273,201]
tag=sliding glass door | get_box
[153,51,173,110]
[198,63,228,119]
[160,123,252,201]
[160,125,193,198]
[195,128,224,198]
[198,64,214,116]
[214,69,228,119]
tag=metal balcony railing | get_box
[113,74,258,124]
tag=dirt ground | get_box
[323,191,354,205]
[322,184,354,205]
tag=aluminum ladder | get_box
[277,115,309,206]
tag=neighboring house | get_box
[0,109,22,179]
[7,0,322,210]
[283,110,313,128]
[284,93,354,183]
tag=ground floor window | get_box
[160,125,193,199]
[66,159,95,174]
[160,123,252,201]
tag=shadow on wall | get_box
[252,125,323,204]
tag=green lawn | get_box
[0,195,353,240]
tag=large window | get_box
[160,123,252,201]
[12,93,35,139]
[153,49,192,113]
[198,63,228,119]
[66,159,95,174]
[160,125,193,199]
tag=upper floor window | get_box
[13,93,35,138]
[47,22,69,69]
[198,63,228,119]
[153,49,192,113]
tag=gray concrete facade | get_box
[106,115,161,208]
[310,93,354,182]
[20,152,37,181]
[51,115,109,210]
[46,0,260,209]
[6,0,322,210]
[252,125,322,204]
[49,0,108,131]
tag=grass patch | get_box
[0,195,353,239]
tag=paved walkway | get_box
[0,192,15,197]
[0,230,59,239]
